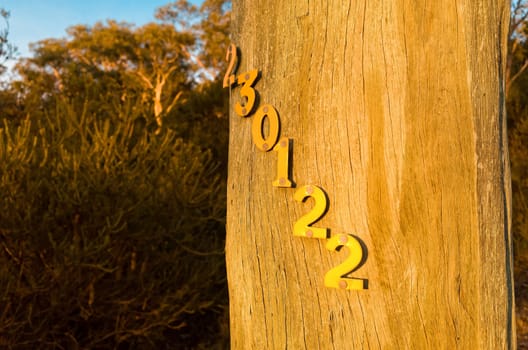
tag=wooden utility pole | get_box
[225,1,516,348]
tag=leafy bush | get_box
[0,96,228,349]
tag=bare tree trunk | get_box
[225,1,515,348]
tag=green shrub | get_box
[0,96,228,349]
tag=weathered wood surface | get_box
[226,1,515,348]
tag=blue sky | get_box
[3,0,201,59]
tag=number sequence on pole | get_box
[223,44,367,290]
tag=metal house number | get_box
[224,43,367,290]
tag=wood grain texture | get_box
[225,1,515,348]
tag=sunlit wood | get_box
[226,1,515,348]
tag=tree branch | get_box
[179,44,215,79]
[508,59,528,91]
[166,91,183,115]
[135,70,154,89]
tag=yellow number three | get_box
[234,69,259,117]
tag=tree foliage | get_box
[0,8,17,76]
[508,0,528,271]
[0,107,228,348]
[13,20,195,132]
[155,0,231,77]
[0,1,231,348]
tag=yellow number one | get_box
[272,137,293,188]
